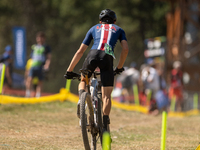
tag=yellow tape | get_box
[0,88,199,118]
[168,109,200,117]
[196,145,200,150]
[112,100,148,114]
[0,88,68,104]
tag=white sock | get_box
[25,90,30,97]
[36,92,41,97]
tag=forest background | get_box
[0,0,170,93]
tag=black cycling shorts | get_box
[81,50,114,87]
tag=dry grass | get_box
[0,101,199,150]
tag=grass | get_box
[0,100,200,149]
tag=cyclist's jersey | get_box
[31,44,51,68]
[82,24,127,58]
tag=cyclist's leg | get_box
[98,51,114,132]
[78,74,86,92]
[77,75,86,118]
[79,50,97,94]
[101,86,113,115]
[101,86,113,132]
[77,51,97,118]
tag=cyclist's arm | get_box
[116,40,129,69]
[67,43,88,72]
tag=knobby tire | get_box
[97,93,103,145]
[80,92,95,150]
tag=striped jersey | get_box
[82,24,127,52]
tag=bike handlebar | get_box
[64,72,81,80]
[65,68,124,80]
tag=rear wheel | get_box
[97,93,103,145]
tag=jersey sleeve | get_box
[82,26,94,46]
[44,45,51,55]
[119,29,127,42]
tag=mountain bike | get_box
[67,70,103,150]
[65,68,124,150]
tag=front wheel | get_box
[80,92,96,150]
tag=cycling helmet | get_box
[99,9,117,22]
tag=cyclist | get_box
[65,9,129,132]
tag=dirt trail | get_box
[0,101,199,150]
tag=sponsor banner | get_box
[12,27,26,69]
[144,36,166,58]
[144,48,165,58]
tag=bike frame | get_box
[84,72,101,129]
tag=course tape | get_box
[168,109,200,117]
[0,88,199,117]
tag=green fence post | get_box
[0,64,6,94]
[103,131,111,150]
[133,84,139,106]
[170,95,176,112]
[161,111,167,150]
[65,79,71,92]
[193,93,198,110]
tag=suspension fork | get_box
[85,74,91,95]
[84,74,96,132]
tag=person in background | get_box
[141,60,160,100]
[119,62,140,103]
[168,61,183,111]
[25,31,51,97]
[0,45,13,93]
[154,64,169,113]
[141,60,160,114]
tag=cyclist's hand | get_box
[64,71,75,79]
[64,71,81,80]
[114,67,124,75]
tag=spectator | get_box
[0,45,13,93]
[141,61,160,99]
[168,61,183,111]
[141,60,160,115]
[25,31,51,97]
[119,62,140,103]
[155,64,169,113]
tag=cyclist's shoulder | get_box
[91,23,123,29]
[86,24,99,33]
[90,24,101,30]
[112,24,126,34]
